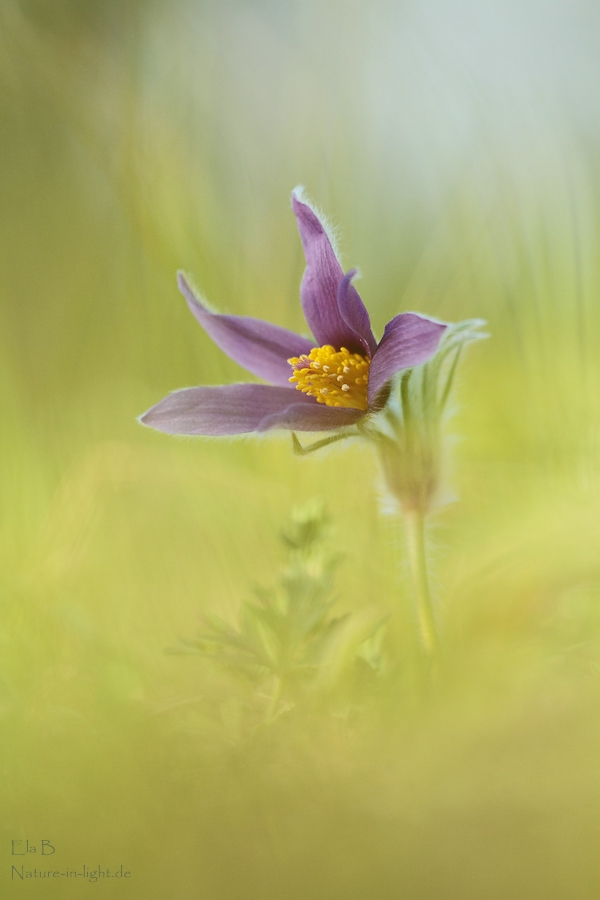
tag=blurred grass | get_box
[4,0,600,897]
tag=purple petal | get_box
[337,270,377,357]
[368,314,447,402]
[292,194,364,353]
[139,384,362,436]
[178,273,315,386]
[257,402,364,432]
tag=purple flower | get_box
[140,191,447,436]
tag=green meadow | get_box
[3,1,600,897]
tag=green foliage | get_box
[370,319,487,512]
[173,501,383,721]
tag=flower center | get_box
[287,345,370,411]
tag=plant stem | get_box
[403,508,440,658]
[265,675,283,724]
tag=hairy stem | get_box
[403,508,440,658]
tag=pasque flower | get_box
[140,191,447,436]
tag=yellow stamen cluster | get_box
[287,345,370,411]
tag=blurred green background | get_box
[3,0,600,896]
